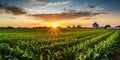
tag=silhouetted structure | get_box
[7,26,14,29]
[57,26,61,28]
[104,25,111,29]
[77,25,81,28]
[115,26,120,29]
[115,26,120,28]
[73,25,76,28]
[67,26,71,28]
[92,22,99,28]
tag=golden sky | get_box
[0,0,120,27]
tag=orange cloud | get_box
[29,11,107,22]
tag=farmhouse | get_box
[92,22,99,28]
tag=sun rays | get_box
[49,24,61,35]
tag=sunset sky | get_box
[0,0,120,27]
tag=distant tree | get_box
[104,25,111,29]
[33,26,42,29]
[73,25,76,28]
[42,26,47,28]
[115,26,120,27]
[7,26,14,29]
[77,25,81,28]
[67,26,71,28]
[58,26,61,28]
[0,27,5,29]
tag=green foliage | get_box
[0,28,119,60]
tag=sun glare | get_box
[52,24,58,28]
[49,23,60,35]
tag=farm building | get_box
[92,22,99,28]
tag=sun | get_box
[52,24,58,28]
[49,23,60,35]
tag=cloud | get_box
[0,4,27,15]
[87,4,104,11]
[31,0,69,8]
[81,17,96,20]
[9,17,16,19]
[29,9,107,22]
[31,0,48,4]
[40,1,69,8]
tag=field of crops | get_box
[0,28,120,60]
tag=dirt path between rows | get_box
[109,40,120,60]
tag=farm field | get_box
[0,28,120,60]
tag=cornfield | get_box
[0,28,120,60]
